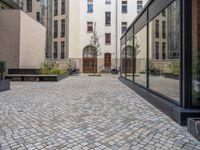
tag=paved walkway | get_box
[0,75,200,150]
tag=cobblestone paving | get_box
[0,75,200,150]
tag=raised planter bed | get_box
[5,74,68,82]
[188,118,200,140]
[0,79,10,92]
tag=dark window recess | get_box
[61,42,65,59]
[87,22,93,32]
[122,22,127,34]
[26,0,32,12]
[54,42,58,59]
[162,21,166,39]
[54,0,58,16]
[105,12,111,25]
[61,0,65,15]
[61,19,65,37]
[155,20,159,38]
[105,33,111,44]
[155,42,159,59]
[122,1,127,13]
[54,20,58,38]
[36,12,40,22]
[162,42,166,59]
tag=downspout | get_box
[115,0,118,69]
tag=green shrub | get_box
[0,61,6,80]
[168,61,180,75]
[40,60,66,75]
[50,68,65,75]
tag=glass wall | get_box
[121,41,126,78]
[148,0,180,102]
[192,0,200,106]
[125,37,134,81]
[134,27,147,87]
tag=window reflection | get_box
[121,43,126,77]
[134,27,147,87]
[126,38,134,81]
[148,0,180,102]
[192,0,200,106]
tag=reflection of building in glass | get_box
[149,12,167,60]
[192,0,200,106]
[167,0,180,59]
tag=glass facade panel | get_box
[192,0,200,106]
[121,42,126,78]
[134,26,147,87]
[125,37,133,81]
[148,0,180,102]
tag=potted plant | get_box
[0,60,6,80]
[0,61,10,92]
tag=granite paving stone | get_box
[0,75,199,149]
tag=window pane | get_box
[105,12,111,25]
[148,0,180,102]
[134,26,147,87]
[121,43,126,78]
[192,0,200,106]
[87,4,93,13]
[126,37,133,81]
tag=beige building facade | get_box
[0,10,46,69]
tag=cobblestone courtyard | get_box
[0,75,200,150]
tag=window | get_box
[61,0,65,15]
[155,20,159,38]
[54,20,58,38]
[155,42,159,59]
[105,12,111,26]
[121,22,127,34]
[61,42,65,59]
[137,0,143,13]
[148,0,180,102]
[162,10,166,17]
[61,19,65,37]
[105,33,111,44]
[36,12,40,22]
[122,1,127,13]
[87,0,93,13]
[105,0,111,4]
[162,21,166,39]
[87,22,93,32]
[162,42,166,59]
[54,42,58,59]
[54,0,58,16]
[26,0,32,12]
[134,27,147,87]
[192,0,200,106]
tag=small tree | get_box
[89,23,101,74]
[0,61,6,80]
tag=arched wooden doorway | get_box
[104,53,111,70]
[83,46,97,73]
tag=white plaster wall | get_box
[19,11,46,69]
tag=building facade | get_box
[0,9,46,70]
[52,0,68,60]
[65,0,146,73]
[120,0,200,125]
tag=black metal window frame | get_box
[120,0,197,109]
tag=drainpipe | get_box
[115,0,118,69]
